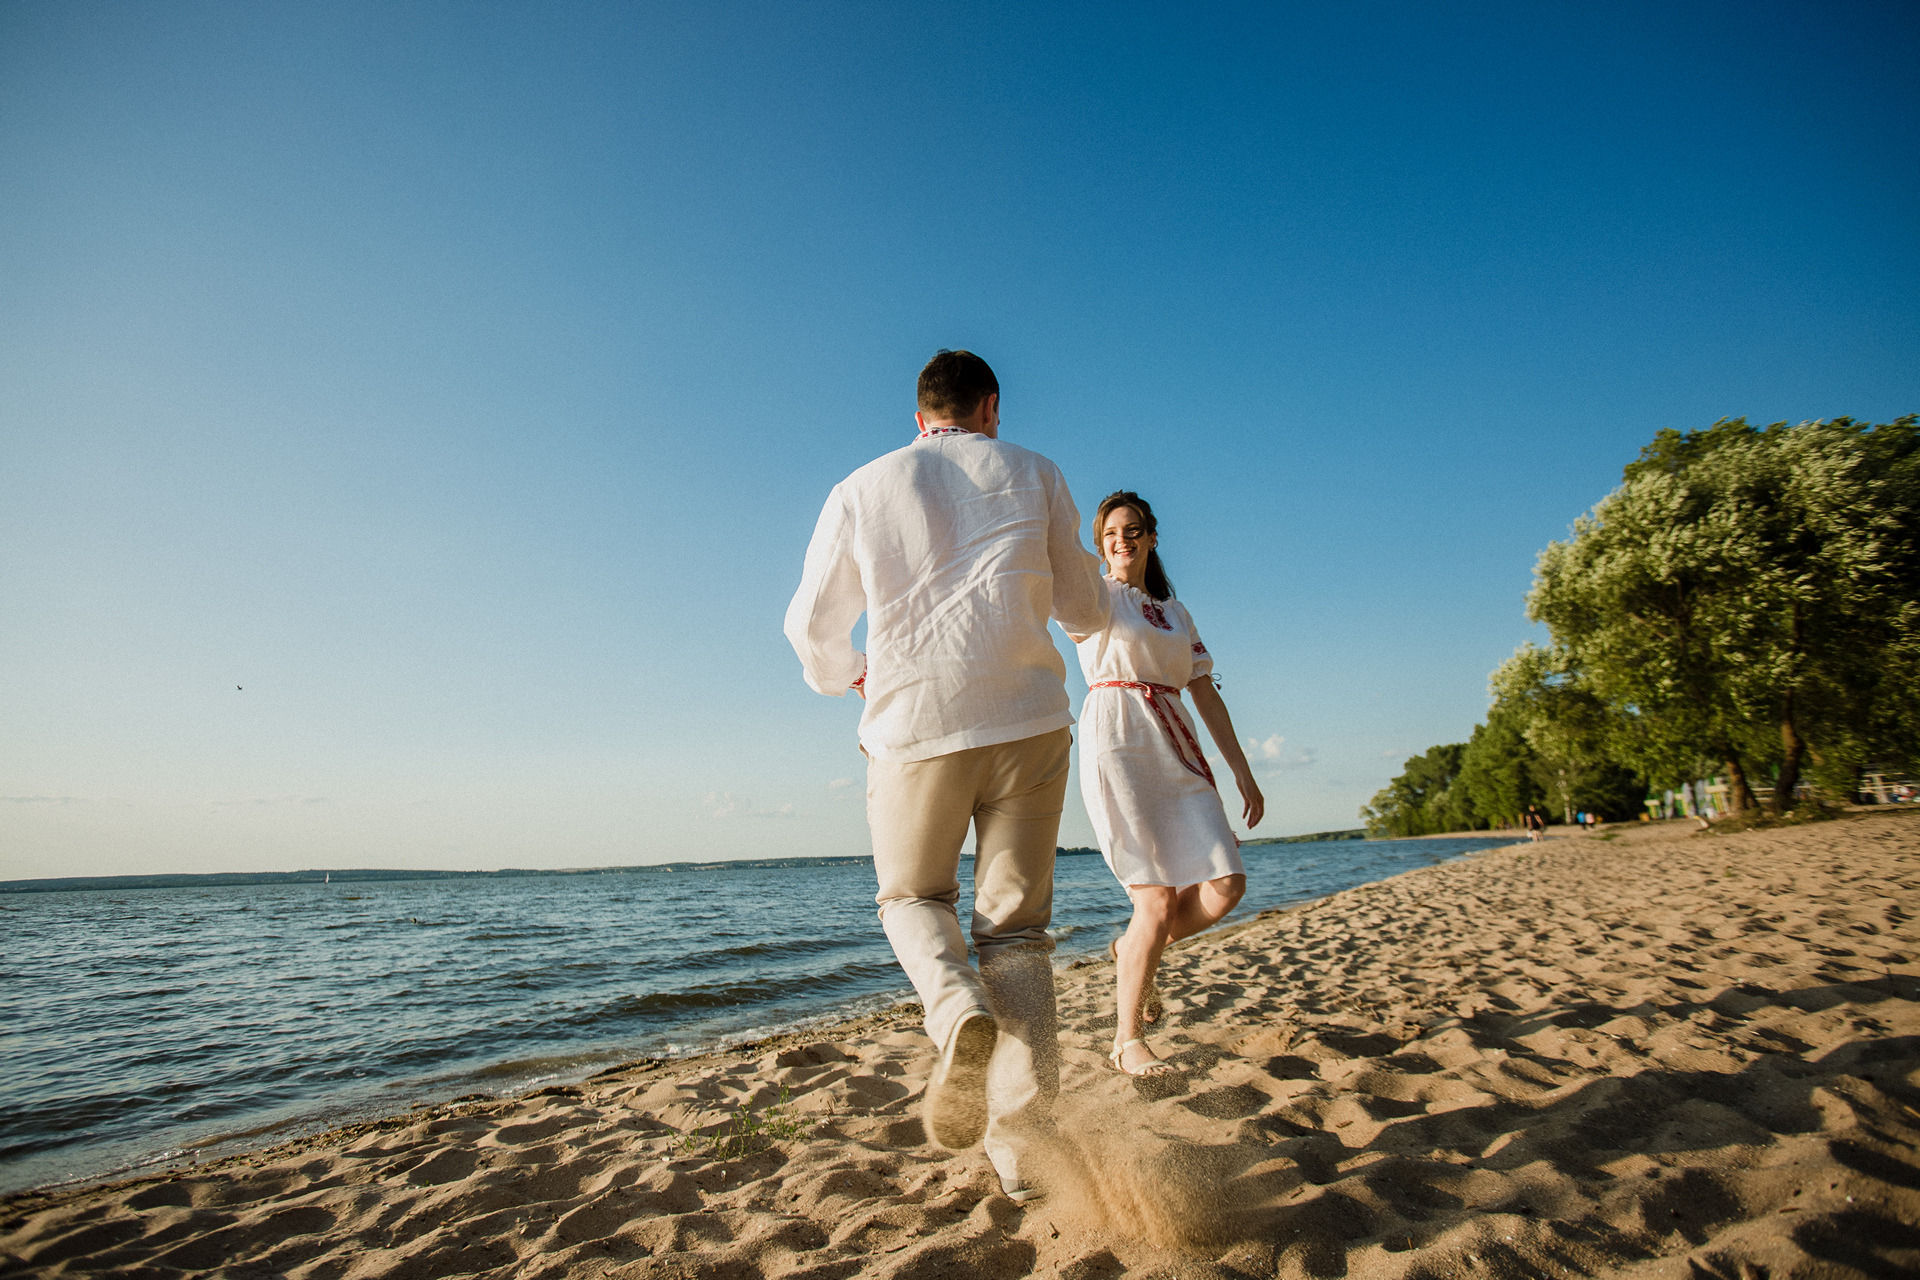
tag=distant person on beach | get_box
[1525,805,1546,841]
[1066,491,1264,1077]
[784,349,1109,1201]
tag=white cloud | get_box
[703,791,798,819]
[206,796,331,808]
[1243,734,1316,771]
[1,795,86,804]
[827,777,856,790]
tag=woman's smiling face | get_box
[1099,505,1155,577]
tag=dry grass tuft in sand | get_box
[6,809,1918,1278]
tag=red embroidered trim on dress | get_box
[1141,599,1172,630]
[1087,680,1215,787]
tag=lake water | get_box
[0,836,1515,1195]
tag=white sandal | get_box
[1108,1037,1175,1077]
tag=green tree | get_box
[1795,416,1920,786]
[1533,416,1920,814]
[1453,707,1542,827]
[1488,644,1625,824]
[1360,743,1467,837]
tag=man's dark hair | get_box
[917,349,999,421]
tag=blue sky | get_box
[4,0,1915,878]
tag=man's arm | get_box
[783,485,867,696]
[1044,465,1110,635]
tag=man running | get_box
[784,349,1109,1199]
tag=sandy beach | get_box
[6,809,1917,1279]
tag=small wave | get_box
[649,936,863,974]
[0,1132,89,1162]
[95,985,193,1001]
[425,1051,631,1085]
[695,988,918,1053]
[183,1115,303,1149]
[576,961,902,1021]
[33,1145,190,1193]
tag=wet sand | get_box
[6,810,1918,1279]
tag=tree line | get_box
[1363,416,1919,837]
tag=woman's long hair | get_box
[1093,490,1174,601]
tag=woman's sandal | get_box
[1108,1037,1175,1077]
[1108,937,1165,1025]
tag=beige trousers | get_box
[867,727,1070,1183]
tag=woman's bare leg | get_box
[1165,873,1246,944]
[1115,885,1176,1071]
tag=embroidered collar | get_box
[917,425,974,439]
[1105,576,1175,629]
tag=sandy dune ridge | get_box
[5,811,1918,1279]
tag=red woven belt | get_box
[1087,680,1216,787]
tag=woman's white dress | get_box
[1075,578,1244,888]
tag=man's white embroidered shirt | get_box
[784,431,1110,763]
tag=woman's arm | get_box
[1187,677,1265,828]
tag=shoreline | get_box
[9,811,1917,1278]
[5,836,1515,1200]
[5,987,938,1204]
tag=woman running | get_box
[1070,491,1265,1076]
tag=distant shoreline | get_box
[0,856,880,895]
[1,830,1377,894]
